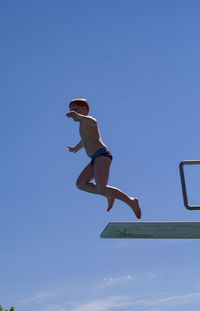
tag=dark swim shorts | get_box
[90,147,113,167]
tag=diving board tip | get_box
[100,222,200,239]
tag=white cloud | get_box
[19,288,70,304]
[18,284,200,311]
[66,296,144,311]
[42,304,70,311]
[96,274,133,288]
[19,291,57,304]
[146,292,200,307]
[61,292,200,311]
[149,272,156,278]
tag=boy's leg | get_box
[76,161,115,211]
[94,157,141,219]
[76,162,94,191]
[76,157,141,218]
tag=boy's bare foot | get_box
[107,196,115,212]
[129,197,141,219]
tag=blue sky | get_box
[1,0,200,310]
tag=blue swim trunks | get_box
[90,147,113,167]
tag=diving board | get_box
[100,222,200,239]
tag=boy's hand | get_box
[66,111,80,122]
[68,146,77,153]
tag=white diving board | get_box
[100,222,200,239]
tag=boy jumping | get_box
[66,98,141,219]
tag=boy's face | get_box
[70,104,88,115]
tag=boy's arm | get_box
[68,140,83,153]
[74,140,83,151]
[67,111,97,127]
[79,115,97,127]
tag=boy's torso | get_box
[79,120,106,157]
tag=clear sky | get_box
[1,0,200,310]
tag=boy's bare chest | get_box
[79,123,99,141]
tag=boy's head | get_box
[69,98,89,115]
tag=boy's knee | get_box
[97,185,107,195]
[76,179,84,190]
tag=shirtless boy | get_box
[66,98,141,219]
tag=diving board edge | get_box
[100,222,200,239]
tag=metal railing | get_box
[179,160,200,210]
